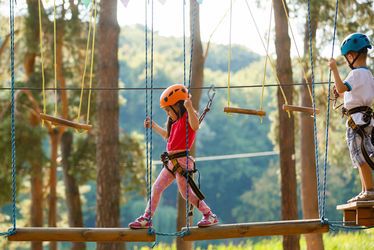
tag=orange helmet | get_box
[160,84,188,108]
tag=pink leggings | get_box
[145,157,211,216]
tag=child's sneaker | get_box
[348,191,374,202]
[197,211,218,227]
[347,192,364,203]
[128,215,152,229]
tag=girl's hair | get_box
[166,100,186,138]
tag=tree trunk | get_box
[30,161,43,250]
[48,129,59,250]
[61,131,86,250]
[176,2,203,249]
[25,1,43,249]
[301,11,324,250]
[272,0,299,249]
[96,1,123,250]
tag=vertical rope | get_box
[38,0,47,120]
[53,0,58,116]
[85,0,97,124]
[226,0,232,108]
[182,0,190,231]
[307,0,322,218]
[149,0,154,229]
[77,0,94,122]
[10,0,17,234]
[260,3,273,123]
[322,0,339,220]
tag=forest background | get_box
[0,0,373,249]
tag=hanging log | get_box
[282,104,320,115]
[224,107,266,116]
[39,113,92,131]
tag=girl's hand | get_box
[328,58,337,71]
[144,117,153,128]
[184,95,193,111]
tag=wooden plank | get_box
[39,113,92,131]
[357,208,374,226]
[343,210,357,226]
[282,104,320,115]
[223,107,266,116]
[356,218,374,227]
[337,201,374,210]
[181,219,328,241]
[7,227,155,242]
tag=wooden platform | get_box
[282,104,320,116]
[223,107,266,116]
[39,113,92,131]
[337,201,374,227]
[181,219,328,241]
[7,227,155,242]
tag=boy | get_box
[328,33,374,202]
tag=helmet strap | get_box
[170,105,178,119]
[344,53,361,70]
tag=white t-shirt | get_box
[343,67,374,125]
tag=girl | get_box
[129,84,218,229]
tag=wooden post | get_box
[7,228,155,242]
[181,219,328,241]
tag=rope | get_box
[0,81,334,91]
[85,0,97,124]
[53,0,57,117]
[226,0,232,108]
[244,0,290,117]
[0,0,17,237]
[307,0,322,219]
[38,0,46,123]
[78,0,97,125]
[280,0,313,103]
[260,3,273,122]
[321,0,339,221]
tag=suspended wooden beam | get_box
[7,227,155,242]
[282,104,320,116]
[224,107,266,116]
[337,201,374,227]
[182,219,328,241]
[39,113,92,131]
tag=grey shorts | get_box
[346,126,374,168]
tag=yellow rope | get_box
[38,0,46,124]
[280,0,313,103]
[53,0,57,117]
[260,4,273,123]
[227,0,232,108]
[244,0,290,117]
[77,0,95,123]
[86,0,97,124]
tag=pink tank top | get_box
[167,112,196,151]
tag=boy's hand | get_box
[184,95,193,111]
[333,86,340,99]
[328,58,338,71]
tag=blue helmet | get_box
[340,33,372,55]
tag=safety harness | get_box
[342,106,374,170]
[161,151,205,201]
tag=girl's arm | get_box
[184,98,199,131]
[144,117,168,139]
[328,58,349,93]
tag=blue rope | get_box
[321,0,339,220]
[182,0,191,232]
[0,0,17,237]
[307,0,322,220]
[148,0,154,234]
[144,0,151,227]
